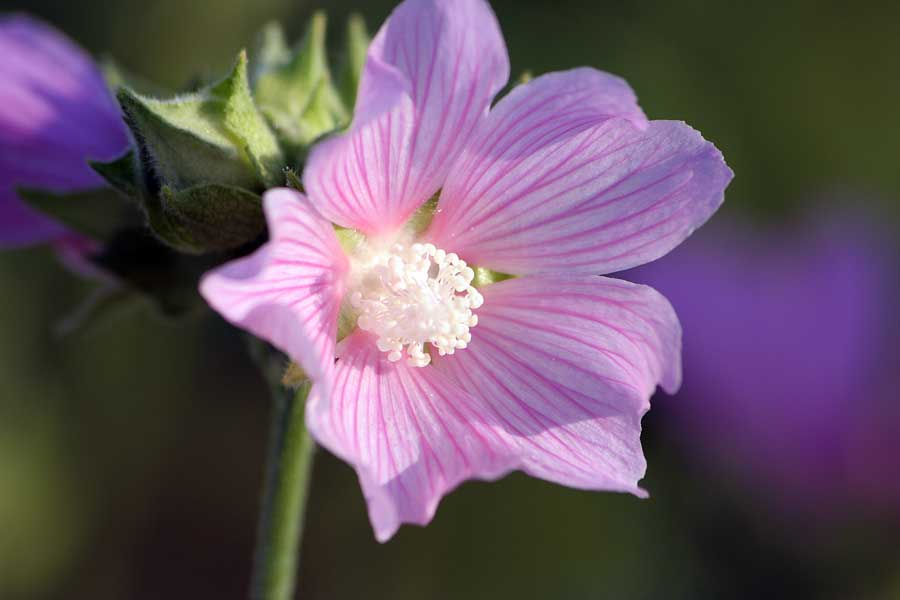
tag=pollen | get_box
[349,242,483,367]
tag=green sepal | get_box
[144,184,265,254]
[298,77,347,147]
[17,186,130,241]
[284,168,303,191]
[406,195,439,237]
[89,150,142,198]
[338,14,370,110]
[253,13,348,160]
[281,362,308,389]
[117,51,284,191]
[250,22,292,85]
[335,302,358,343]
[118,87,255,191]
[213,51,286,187]
[334,226,365,257]
[473,267,514,287]
[332,224,365,342]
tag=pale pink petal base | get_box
[199,189,348,380]
[306,330,519,541]
[304,0,509,235]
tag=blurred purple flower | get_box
[201,0,732,541]
[626,205,900,519]
[0,15,128,255]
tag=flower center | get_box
[349,242,482,367]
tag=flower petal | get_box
[303,0,509,235]
[306,330,519,542]
[427,69,732,275]
[432,274,681,493]
[0,15,128,248]
[199,189,347,380]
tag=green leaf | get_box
[90,150,142,198]
[254,12,348,159]
[338,14,370,110]
[145,183,265,254]
[117,52,284,192]
[17,187,129,241]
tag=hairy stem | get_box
[249,378,316,600]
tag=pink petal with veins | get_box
[304,0,509,235]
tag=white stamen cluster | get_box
[349,242,483,367]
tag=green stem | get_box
[249,380,316,600]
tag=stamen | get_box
[349,242,483,367]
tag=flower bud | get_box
[117,51,284,192]
[252,14,348,161]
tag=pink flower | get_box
[201,0,732,541]
[0,15,128,272]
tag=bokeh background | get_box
[2,0,899,598]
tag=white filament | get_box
[349,242,482,367]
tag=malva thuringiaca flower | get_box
[0,15,128,273]
[201,0,733,541]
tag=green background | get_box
[2,0,899,598]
